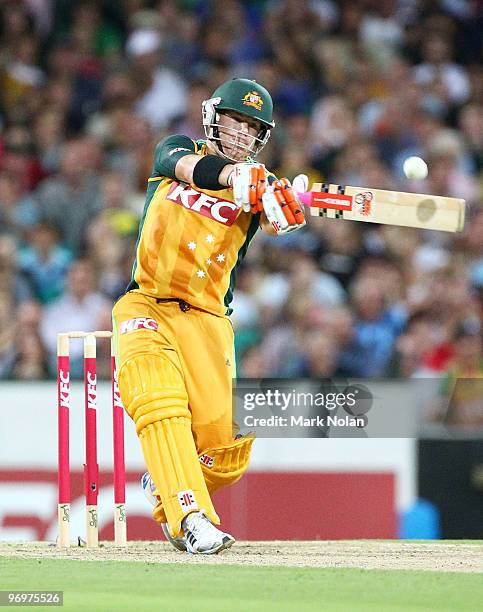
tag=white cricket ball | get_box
[403,156,428,180]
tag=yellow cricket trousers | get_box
[112,290,236,451]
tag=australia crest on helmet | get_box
[242,91,264,111]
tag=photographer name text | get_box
[243,415,365,428]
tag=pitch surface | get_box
[0,540,481,572]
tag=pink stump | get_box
[57,346,70,547]
[84,336,99,547]
[112,353,127,544]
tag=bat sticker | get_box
[354,192,373,216]
[311,192,353,211]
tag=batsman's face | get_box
[217,111,263,161]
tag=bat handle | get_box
[297,192,312,206]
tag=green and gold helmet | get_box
[202,78,275,161]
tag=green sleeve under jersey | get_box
[151,134,196,179]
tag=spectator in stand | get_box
[259,294,326,377]
[413,33,471,108]
[275,146,323,193]
[10,297,48,379]
[423,130,477,203]
[393,332,425,379]
[359,0,404,65]
[35,138,102,254]
[39,259,111,377]
[85,215,133,302]
[126,27,186,130]
[392,312,454,378]
[32,109,66,175]
[85,71,137,145]
[434,321,483,426]
[0,34,45,121]
[0,125,44,192]
[0,291,16,378]
[239,344,269,378]
[230,266,263,365]
[300,331,341,378]
[344,273,407,377]
[110,112,156,193]
[156,5,201,78]
[458,103,483,173]
[288,250,346,307]
[18,222,72,304]
[171,80,210,140]
[311,219,364,290]
[68,0,123,63]
[0,1,36,54]
[0,171,39,241]
[309,95,357,174]
[465,210,483,289]
[0,234,31,304]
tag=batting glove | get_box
[262,177,306,235]
[231,162,268,213]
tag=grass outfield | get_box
[1,557,482,612]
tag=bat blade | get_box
[299,184,465,232]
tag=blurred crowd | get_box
[0,0,482,394]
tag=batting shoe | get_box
[140,472,187,552]
[182,511,235,555]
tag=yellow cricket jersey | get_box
[127,137,260,317]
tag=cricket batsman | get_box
[112,78,306,554]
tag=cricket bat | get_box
[298,183,465,232]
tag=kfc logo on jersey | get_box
[167,182,238,226]
[120,318,159,334]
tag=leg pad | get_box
[118,353,219,536]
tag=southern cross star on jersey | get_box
[206,234,215,244]
[188,241,197,251]
[197,270,206,279]
[216,253,225,263]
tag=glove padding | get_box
[231,162,267,213]
[262,177,306,235]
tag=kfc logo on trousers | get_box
[120,318,159,334]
